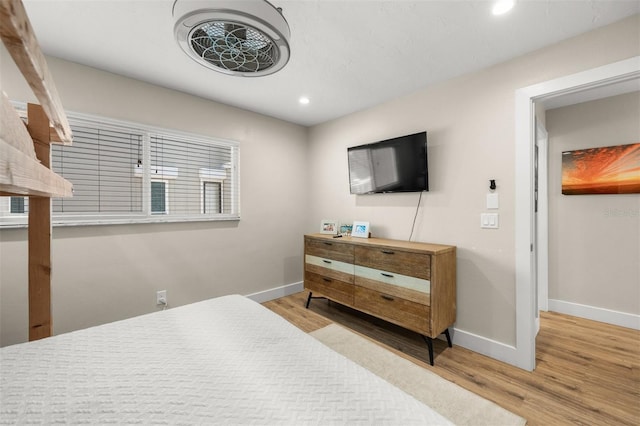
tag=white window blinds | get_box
[52,125,143,214]
[0,107,240,228]
[149,134,236,216]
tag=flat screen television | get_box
[348,131,428,194]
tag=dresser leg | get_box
[444,328,452,348]
[421,335,434,366]
[305,292,328,308]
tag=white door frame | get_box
[534,118,549,335]
[514,56,640,371]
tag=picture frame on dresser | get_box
[339,224,353,236]
[320,219,338,234]
[351,221,370,238]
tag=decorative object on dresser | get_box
[351,221,370,238]
[339,224,353,236]
[320,219,338,234]
[304,233,456,365]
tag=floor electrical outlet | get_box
[156,290,167,306]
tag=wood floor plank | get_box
[263,291,640,426]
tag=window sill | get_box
[0,214,240,229]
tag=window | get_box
[52,124,144,215]
[0,197,28,222]
[10,197,25,214]
[203,181,222,214]
[151,181,167,214]
[0,107,240,228]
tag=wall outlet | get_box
[156,290,167,305]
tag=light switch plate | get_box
[481,213,499,229]
[486,193,499,209]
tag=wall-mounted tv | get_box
[348,131,428,194]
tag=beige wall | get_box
[0,50,308,346]
[546,92,640,315]
[307,15,640,345]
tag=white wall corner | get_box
[548,299,640,331]
[246,281,304,304]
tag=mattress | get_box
[0,295,452,425]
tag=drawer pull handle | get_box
[323,242,333,246]
[381,295,395,301]
[323,260,332,264]
[381,272,394,278]
[381,250,395,255]
[323,278,332,282]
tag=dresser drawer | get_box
[354,286,430,335]
[305,237,354,263]
[305,255,354,284]
[355,265,429,295]
[354,270,429,305]
[305,271,354,306]
[355,246,430,280]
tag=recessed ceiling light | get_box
[492,0,515,16]
[299,96,310,105]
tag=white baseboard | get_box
[548,299,640,330]
[449,327,519,367]
[246,281,304,304]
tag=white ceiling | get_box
[22,0,640,127]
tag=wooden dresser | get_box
[304,233,456,365]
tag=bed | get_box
[0,295,452,424]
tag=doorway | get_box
[514,56,640,371]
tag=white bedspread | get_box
[0,295,452,425]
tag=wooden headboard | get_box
[0,0,73,341]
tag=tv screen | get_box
[348,131,428,194]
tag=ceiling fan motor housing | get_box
[173,0,291,77]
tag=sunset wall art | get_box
[562,142,640,195]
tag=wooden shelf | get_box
[1,0,74,341]
[0,0,72,144]
[0,93,72,197]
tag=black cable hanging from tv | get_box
[408,190,423,242]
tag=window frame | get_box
[1,103,240,228]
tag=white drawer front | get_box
[355,265,430,293]
[306,255,355,275]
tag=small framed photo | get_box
[339,224,353,236]
[320,219,338,235]
[351,221,370,238]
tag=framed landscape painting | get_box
[561,142,640,195]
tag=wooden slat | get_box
[27,103,52,341]
[28,195,51,340]
[0,90,35,157]
[0,0,72,144]
[49,126,62,143]
[0,137,73,197]
[0,95,72,197]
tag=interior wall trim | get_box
[548,299,640,331]
[246,281,304,303]
[449,328,518,366]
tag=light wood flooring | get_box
[263,291,640,426]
